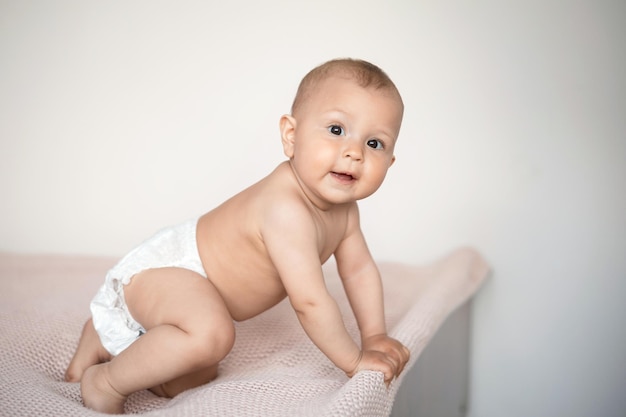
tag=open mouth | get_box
[331,171,356,182]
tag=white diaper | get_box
[90,218,206,356]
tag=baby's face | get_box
[286,76,403,208]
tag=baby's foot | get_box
[65,319,111,382]
[81,363,126,414]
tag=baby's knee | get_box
[209,319,235,358]
[188,319,235,365]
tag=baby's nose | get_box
[343,142,363,161]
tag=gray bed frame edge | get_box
[391,300,472,417]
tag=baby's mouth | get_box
[331,171,355,182]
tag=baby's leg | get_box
[81,267,235,413]
[65,318,112,382]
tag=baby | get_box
[65,58,411,414]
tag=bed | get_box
[0,248,488,416]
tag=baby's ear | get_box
[279,115,297,158]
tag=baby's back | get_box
[195,163,293,321]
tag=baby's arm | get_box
[263,200,408,383]
[334,204,410,382]
[262,202,364,374]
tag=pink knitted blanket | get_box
[0,248,488,416]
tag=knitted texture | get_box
[0,249,488,416]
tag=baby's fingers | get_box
[379,362,396,386]
[395,346,410,375]
[385,345,410,377]
[358,351,397,386]
[377,354,402,385]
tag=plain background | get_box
[1,1,624,416]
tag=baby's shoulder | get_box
[253,163,307,205]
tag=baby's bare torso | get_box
[196,161,350,321]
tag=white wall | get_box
[1,1,624,416]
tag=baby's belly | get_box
[214,278,287,322]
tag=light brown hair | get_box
[291,58,404,116]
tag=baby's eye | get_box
[328,125,345,136]
[367,139,384,149]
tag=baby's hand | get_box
[362,334,410,379]
[346,349,398,385]
[346,335,410,385]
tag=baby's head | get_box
[281,59,404,206]
[291,58,404,121]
